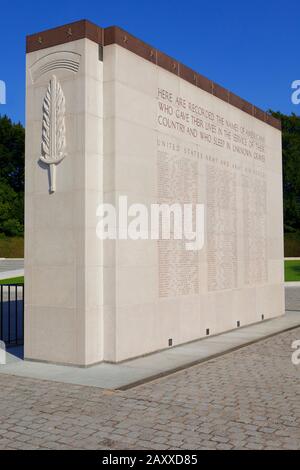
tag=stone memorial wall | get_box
[25,20,284,365]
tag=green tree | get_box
[0,180,23,236]
[270,111,300,232]
[0,115,24,236]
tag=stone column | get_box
[25,32,104,365]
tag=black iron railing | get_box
[0,284,24,347]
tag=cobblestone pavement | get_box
[1,326,300,450]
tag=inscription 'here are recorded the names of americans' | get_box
[156,87,268,297]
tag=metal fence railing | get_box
[0,284,24,347]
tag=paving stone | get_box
[1,326,300,449]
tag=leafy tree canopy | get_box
[0,115,24,236]
[270,111,300,232]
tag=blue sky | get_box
[0,0,299,124]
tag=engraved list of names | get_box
[156,87,268,297]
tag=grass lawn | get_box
[0,276,24,285]
[0,236,24,258]
[285,260,300,282]
[284,232,300,257]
